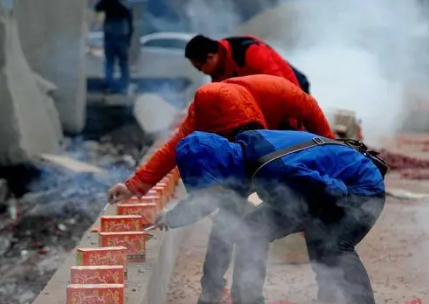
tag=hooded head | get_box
[176,131,248,194]
[193,83,267,139]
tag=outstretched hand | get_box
[107,183,133,204]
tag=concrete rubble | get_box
[0,127,152,304]
[0,8,63,166]
[133,93,180,134]
[15,0,87,134]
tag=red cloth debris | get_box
[405,298,422,304]
[379,149,429,170]
[401,169,429,180]
[220,288,232,304]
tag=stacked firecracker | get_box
[66,136,181,304]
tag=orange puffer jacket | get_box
[125,75,335,195]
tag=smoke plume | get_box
[268,0,429,144]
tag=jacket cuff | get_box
[125,176,149,196]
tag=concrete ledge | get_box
[31,184,188,304]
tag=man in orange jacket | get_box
[184,34,310,94]
[108,74,334,304]
[108,74,333,201]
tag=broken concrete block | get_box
[0,10,62,165]
[15,0,87,133]
[32,72,64,144]
[39,154,106,175]
[133,93,179,134]
[0,178,8,202]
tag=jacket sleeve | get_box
[125,104,196,194]
[165,189,246,229]
[244,45,300,87]
[279,84,336,139]
[165,193,219,228]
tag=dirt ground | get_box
[166,193,429,304]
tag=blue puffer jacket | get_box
[169,130,384,228]
[176,130,384,197]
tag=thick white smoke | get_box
[183,0,242,37]
[269,0,429,144]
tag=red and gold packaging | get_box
[161,176,173,194]
[123,196,141,204]
[149,186,166,209]
[156,182,171,199]
[66,284,124,304]
[100,215,143,232]
[117,203,158,225]
[70,265,124,284]
[99,231,146,263]
[173,167,180,180]
[76,247,127,273]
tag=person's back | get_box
[235,130,385,199]
[195,75,333,136]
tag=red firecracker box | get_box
[76,247,127,275]
[117,203,158,225]
[165,174,177,190]
[100,215,143,232]
[99,231,147,263]
[123,196,141,204]
[66,284,124,304]
[156,182,171,199]
[161,176,173,193]
[70,265,124,284]
[149,187,166,208]
[173,167,180,180]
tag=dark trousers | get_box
[230,193,385,304]
[104,34,130,92]
[198,202,247,304]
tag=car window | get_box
[141,38,188,50]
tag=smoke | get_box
[266,0,429,144]
[183,0,242,37]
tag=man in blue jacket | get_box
[155,130,386,304]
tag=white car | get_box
[86,31,209,99]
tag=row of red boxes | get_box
[67,137,181,304]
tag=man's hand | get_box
[108,183,134,204]
[154,210,169,231]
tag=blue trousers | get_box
[104,34,130,91]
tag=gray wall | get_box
[15,0,87,134]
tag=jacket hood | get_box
[193,83,267,134]
[176,131,247,193]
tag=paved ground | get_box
[166,176,429,304]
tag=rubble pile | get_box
[378,134,429,179]
[0,129,151,304]
[379,149,429,170]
